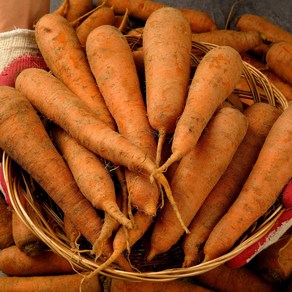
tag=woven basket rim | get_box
[2,41,288,281]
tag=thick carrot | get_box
[0,194,13,249]
[142,7,192,166]
[182,102,281,267]
[86,24,160,216]
[15,68,186,232]
[147,107,248,261]
[236,14,292,44]
[203,101,292,261]
[0,86,103,247]
[51,126,133,229]
[266,41,292,87]
[0,273,102,292]
[110,278,213,292]
[75,6,115,47]
[155,45,243,175]
[34,13,115,130]
[194,263,276,292]
[0,245,74,276]
[98,0,217,33]
[191,29,264,53]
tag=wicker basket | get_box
[2,42,289,282]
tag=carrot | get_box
[182,102,282,267]
[0,273,102,292]
[98,0,217,33]
[74,6,115,47]
[15,68,186,232]
[0,86,104,247]
[63,215,81,249]
[253,230,292,284]
[0,193,13,249]
[194,263,276,292]
[86,24,160,216]
[52,0,69,17]
[34,13,116,130]
[51,126,133,229]
[236,14,292,44]
[147,107,248,261]
[142,7,192,166]
[191,30,264,53]
[91,211,153,273]
[11,209,46,256]
[110,278,213,292]
[283,180,292,207]
[203,101,292,261]
[63,0,94,22]
[154,45,243,175]
[266,41,292,87]
[0,245,74,276]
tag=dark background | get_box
[50,0,292,33]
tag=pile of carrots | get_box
[0,0,291,291]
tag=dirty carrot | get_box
[266,41,292,87]
[147,107,248,261]
[15,68,187,232]
[86,24,160,216]
[0,86,103,247]
[98,0,217,33]
[0,273,102,292]
[182,102,281,267]
[63,215,81,249]
[60,0,94,22]
[34,13,116,130]
[0,245,74,276]
[142,7,192,166]
[51,125,133,229]
[0,193,13,249]
[203,101,292,261]
[154,45,243,175]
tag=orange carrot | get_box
[15,68,186,232]
[63,215,81,248]
[203,101,292,261]
[253,230,292,284]
[155,45,243,175]
[0,245,74,276]
[34,13,116,130]
[266,41,292,87]
[182,102,281,267]
[191,29,264,53]
[110,278,213,292]
[147,107,248,261]
[0,273,102,292]
[51,126,133,229]
[0,86,103,247]
[195,263,276,292]
[142,7,192,166]
[236,14,292,44]
[52,0,69,17]
[98,0,217,33]
[0,194,13,249]
[75,6,115,47]
[63,0,94,22]
[86,24,160,216]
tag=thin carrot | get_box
[0,193,13,249]
[34,13,116,130]
[51,125,133,229]
[191,30,264,53]
[0,86,103,247]
[98,0,217,33]
[63,215,81,249]
[182,102,281,267]
[63,0,94,22]
[142,7,192,166]
[15,68,187,232]
[0,273,102,292]
[0,245,74,276]
[86,24,160,216]
[203,101,292,261]
[74,6,115,47]
[154,45,243,175]
[266,41,292,87]
[147,106,248,261]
